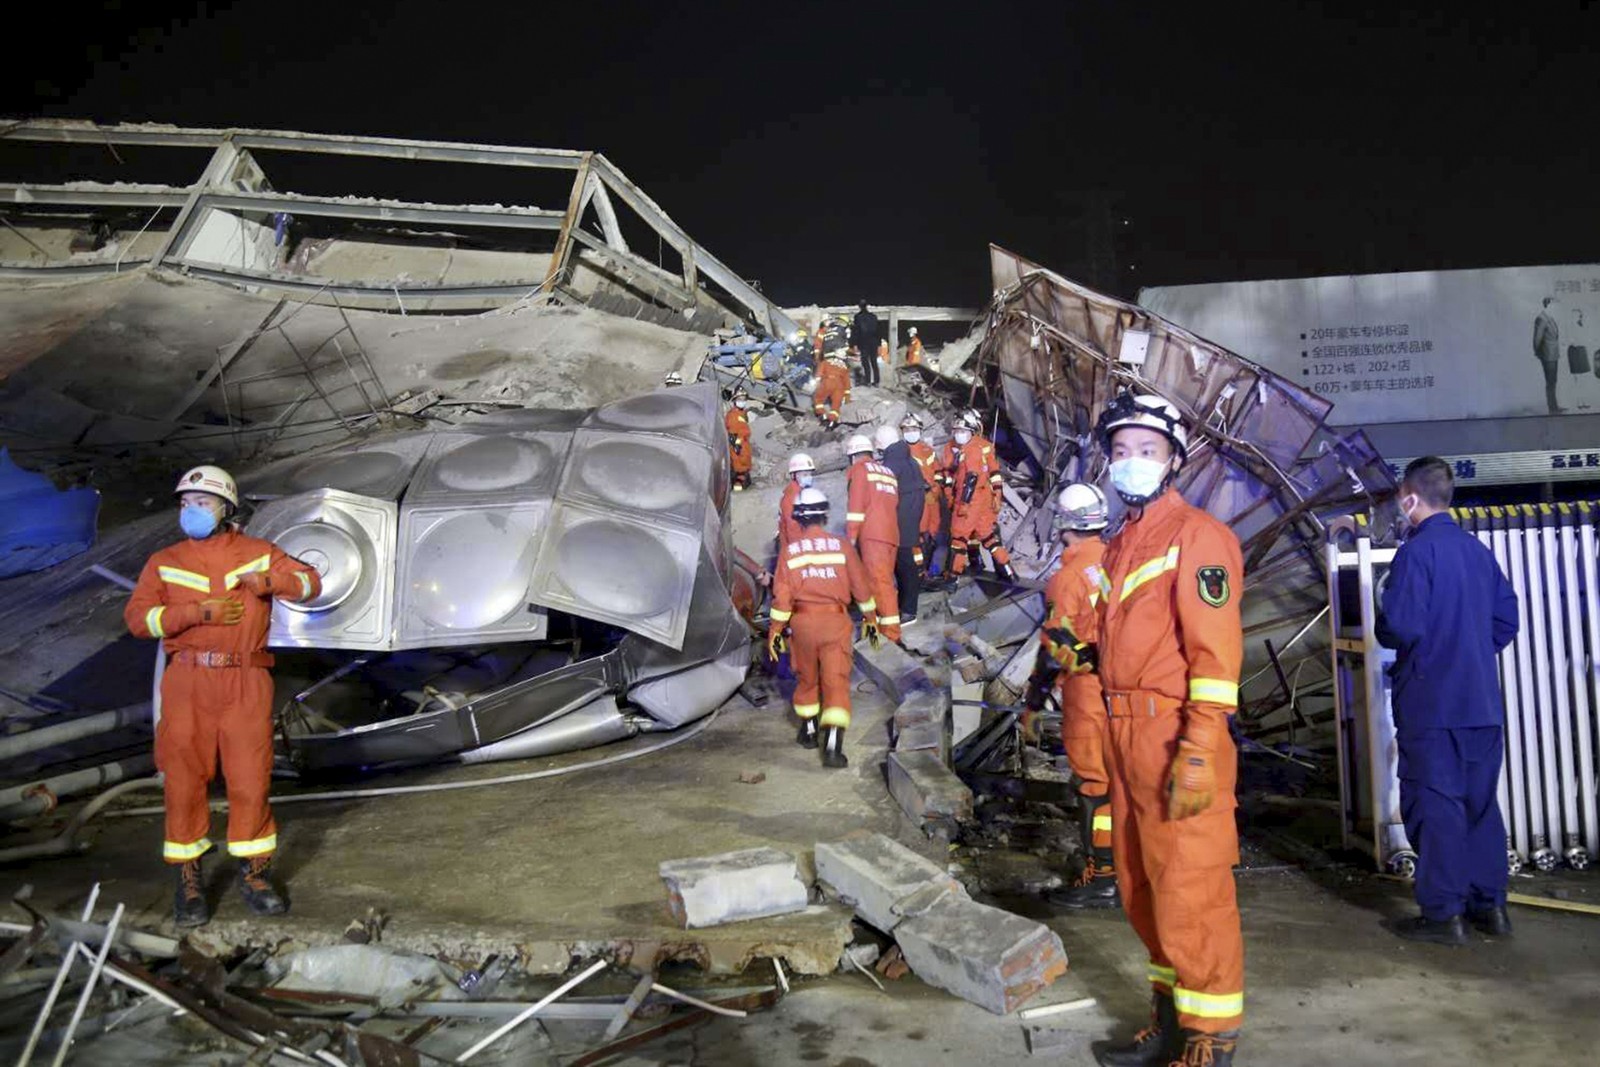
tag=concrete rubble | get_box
[814,832,968,935]
[888,749,976,834]
[659,847,811,929]
[893,892,1069,1016]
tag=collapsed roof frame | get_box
[0,120,797,334]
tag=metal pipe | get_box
[456,958,607,1063]
[0,777,163,864]
[0,705,150,763]
[51,902,123,1067]
[15,887,98,1066]
[0,756,155,822]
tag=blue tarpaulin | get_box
[0,449,100,578]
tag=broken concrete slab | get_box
[894,719,946,756]
[854,638,934,704]
[814,832,967,935]
[959,592,1048,648]
[895,893,1069,1015]
[891,689,950,757]
[659,846,810,929]
[888,749,975,831]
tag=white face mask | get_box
[735,399,748,410]
[953,429,972,445]
[796,472,814,488]
[903,429,921,444]
[1108,456,1170,504]
[1398,494,1420,533]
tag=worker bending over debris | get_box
[946,409,1016,583]
[726,388,753,492]
[1377,456,1519,946]
[845,432,903,642]
[768,487,880,769]
[1092,394,1244,1067]
[874,423,928,625]
[1030,482,1119,911]
[124,465,322,928]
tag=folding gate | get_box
[1329,503,1599,875]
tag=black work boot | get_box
[821,726,849,769]
[967,545,984,573]
[1392,913,1466,945]
[173,859,209,928]
[1097,991,1181,1067]
[1047,864,1121,910]
[1469,905,1513,936]
[797,717,819,749]
[1171,1029,1238,1066]
[238,856,289,916]
[996,561,1018,584]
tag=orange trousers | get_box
[156,663,277,863]
[790,609,855,729]
[1061,673,1113,870]
[858,538,901,640]
[1104,690,1243,1034]
[813,376,846,426]
[729,441,752,476]
[950,498,1010,574]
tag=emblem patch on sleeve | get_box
[1197,566,1231,608]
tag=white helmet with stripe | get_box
[787,452,816,475]
[1054,481,1110,531]
[1096,393,1189,457]
[792,486,829,525]
[872,424,900,452]
[846,434,874,457]
[174,465,238,509]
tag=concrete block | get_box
[964,593,1047,648]
[895,893,1069,1015]
[894,719,945,756]
[951,680,984,746]
[814,833,967,935]
[658,847,809,929]
[854,638,933,704]
[892,690,950,757]
[888,749,974,830]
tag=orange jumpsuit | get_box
[1096,488,1244,1035]
[905,337,924,366]
[777,480,803,552]
[907,440,941,563]
[813,357,851,427]
[949,434,1010,575]
[124,529,320,865]
[769,526,876,730]
[726,406,752,488]
[846,456,902,640]
[1043,538,1113,872]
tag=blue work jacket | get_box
[1376,513,1520,736]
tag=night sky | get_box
[9,1,1598,307]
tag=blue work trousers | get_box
[1398,726,1508,921]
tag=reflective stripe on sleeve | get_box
[1092,813,1113,832]
[878,615,901,626]
[1120,546,1181,601]
[1188,678,1240,707]
[223,553,272,590]
[770,608,793,622]
[296,571,313,599]
[1173,986,1244,1019]
[145,606,167,639]
[857,600,876,613]
[227,834,278,858]
[1148,962,1177,990]
[157,566,210,593]
[846,512,867,522]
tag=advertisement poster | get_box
[1141,264,1600,424]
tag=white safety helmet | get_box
[663,370,684,386]
[174,465,238,510]
[1096,392,1188,457]
[792,486,829,525]
[1054,482,1110,531]
[872,425,900,452]
[908,326,919,338]
[787,452,816,475]
[956,408,984,433]
[899,414,921,431]
[846,434,874,457]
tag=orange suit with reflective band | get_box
[813,357,851,427]
[904,337,924,366]
[1044,538,1110,795]
[1097,488,1244,1034]
[846,456,901,640]
[769,527,876,729]
[725,406,752,480]
[949,434,1010,574]
[908,441,941,545]
[125,529,321,865]
[777,480,804,552]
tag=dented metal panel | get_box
[558,427,712,530]
[392,501,551,648]
[242,434,434,502]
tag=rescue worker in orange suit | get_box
[1091,394,1244,1067]
[726,388,753,492]
[901,415,940,569]
[777,452,816,552]
[926,428,961,584]
[947,409,1016,583]
[1025,482,1119,911]
[904,326,925,367]
[845,432,902,642]
[124,465,322,928]
[768,487,880,768]
[813,352,851,430]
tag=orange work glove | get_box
[767,627,787,662]
[238,572,276,597]
[1167,712,1226,820]
[198,598,245,626]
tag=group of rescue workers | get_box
[758,390,1248,1066]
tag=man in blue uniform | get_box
[1377,457,1520,945]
